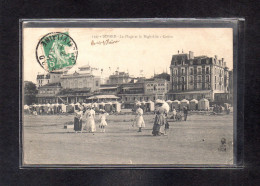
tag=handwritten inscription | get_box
[91,39,120,46]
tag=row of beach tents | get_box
[147,98,210,111]
[24,98,210,115]
[24,101,122,114]
[166,98,210,111]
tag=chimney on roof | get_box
[182,49,184,53]
[178,50,179,54]
[222,58,224,66]
[215,55,218,59]
[189,51,194,60]
[224,62,226,67]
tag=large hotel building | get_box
[167,51,230,101]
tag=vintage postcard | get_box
[21,20,235,166]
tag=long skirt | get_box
[74,117,82,131]
[152,124,161,136]
[87,118,96,132]
[136,115,145,128]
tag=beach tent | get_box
[24,105,29,110]
[172,100,180,110]
[198,98,210,111]
[104,102,112,112]
[60,104,66,113]
[140,101,147,112]
[180,99,189,110]
[112,101,121,112]
[98,102,105,110]
[35,104,40,113]
[24,105,30,114]
[92,102,98,108]
[155,99,163,104]
[135,101,141,106]
[74,102,80,110]
[42,104,48,113]
[146,100,154,112]
[190,99,198,110]
[67,103,75,113]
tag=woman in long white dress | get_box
[86,106,96,132]
[135,105,145,132]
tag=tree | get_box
[24,81,38,105]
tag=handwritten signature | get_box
[91,39,120,46]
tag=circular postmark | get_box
[36,32,78,73]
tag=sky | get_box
[23,27,233,83]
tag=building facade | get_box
[36,83,62,104]
[60,65,101,92]
[118,78,169,108]
[144,78,169,100]
[108,71,133,84]
[36,72,62,88]
[167,51,229,101]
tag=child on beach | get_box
[99,109,109,133]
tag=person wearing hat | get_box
[183,106,188,121]
[135,105,145,132]
[74,107,83,133]
[85,105,96,133]
[152,100,167,136]
[99,109,109,133]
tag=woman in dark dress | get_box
[74,107,83,133]
[152,102,167,136]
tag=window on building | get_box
[206,75,209,82]
[190,68,193,75]
[189,76,193,84]
[197,76,202,89]
[96,81,99,86]
[198,68,202,74]
[206,67,209,74]
[215,76,217,83]
[182,69,185,75]
[198,76,202,83]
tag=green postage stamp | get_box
[36,32,78,73]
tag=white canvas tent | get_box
[190,99,198,110]
[180,99,189,110]
[172,100,180,110]
[198,98,210,111]
[147,100,155,112]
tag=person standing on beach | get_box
[86,106,96,133]
[183,106,188,121]
[152,101,167,136]
[135,105,145,132]
[74,107,83,133]
[99,109,109,133]
[172,107,177,121]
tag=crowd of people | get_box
[73,105,109,133]
[71,100,189,136]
